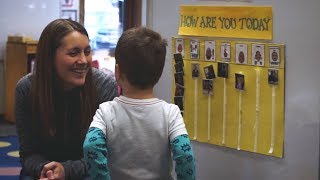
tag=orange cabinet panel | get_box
[4,41,37,123]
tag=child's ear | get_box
[115,64,120,82]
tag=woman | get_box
[15,19,118,179]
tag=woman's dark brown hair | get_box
[32,19,96,138]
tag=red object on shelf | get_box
[92,60,100,69]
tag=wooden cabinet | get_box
[4,41,37,123]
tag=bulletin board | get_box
[172,38,285,158]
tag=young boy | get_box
[83,27,195,180]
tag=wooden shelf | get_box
[4,41,37,123]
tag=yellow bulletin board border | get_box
[172,37,285,158]
[179,6,273,40]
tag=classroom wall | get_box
[0,0,60,114]
[150,0,320,179]
[0,0,319,179]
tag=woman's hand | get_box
[39,161,65,180]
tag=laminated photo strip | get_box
[202,79,213,95]
[174,72,184,87]
[204,40,216,61]
[217,62,229,78]
[191,63,200,140]
[269,46,281,67]
[235,73,245,148]
[235,73,245,90]
[220,42,231,62]
[175,84,185,97]
[203,65,215,141]
[252,44,265,66]
[237,86,243,150]
[173,53,184,66]
[175,38,185,57]
[236,43,248,65]
[254,68,261,152]
[190,39,200,59]
[268,69,279,85]
[191,63,200,78]
[174,62,184,74]
[203,79,214,141]
[174,96,184,112]
[174,89,183,120]
[203,65,215,79]
[268,69,279,154]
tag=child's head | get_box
[115,27,167,89]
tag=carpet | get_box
[0,118,17,137]
[0,136,21,179]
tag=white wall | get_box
[150,0,320,179]
[0,0,60,114]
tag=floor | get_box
[0,115,16,137]
[0,115,20,179]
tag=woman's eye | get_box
[84,50,91,56]
[68,51,78,57]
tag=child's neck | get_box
[122,85,155,99]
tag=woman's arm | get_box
[92,68,119,104]
[15,75,50,178]
[60,159,88,179]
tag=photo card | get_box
[175,84,185,96]
[191,63,200,78]
[268,69,279,85]
[252,44,265,66]
[220,42,231,61]
[175,38,185,57]
[269,46,280,67]
[202,79,213,95]
[190,39,200,59]
[235,73,245,90]
[61,10,77,21]
[236,43,248,64]
[174,96,184,111]
[174,62,184,73]
[218,62,229,78]
[204,40,216,61]
[173,53,184,65]
[174,72,184,87]
[203,65,215,79]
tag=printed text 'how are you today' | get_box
[180,15,271,31]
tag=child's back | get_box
[83,27,195,180]
[90,96,187,179]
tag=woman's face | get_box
[54,31,92,91]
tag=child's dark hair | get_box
[115,27,168,89]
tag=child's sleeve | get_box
[83,127,111,180]
[170,134,196,180]
[168,105,196,180]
